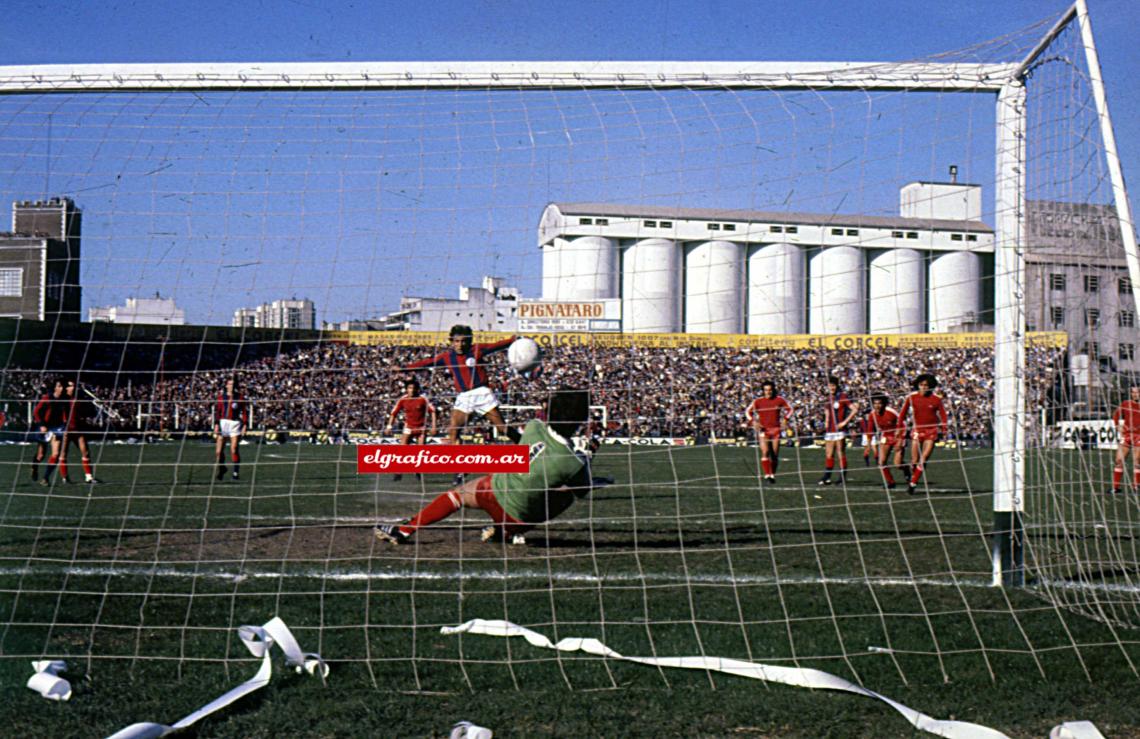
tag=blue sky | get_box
[1,0,1137,326]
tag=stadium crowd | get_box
[2,340,1065,445]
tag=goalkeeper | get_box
[374,389,607,545]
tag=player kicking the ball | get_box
[385,378,437,481]
[819,376,858,486]
[745,380,794,485]
[898,373,949,495]
[403,324,519,484]
[1108,384,1140,494]
[374,389,608,546]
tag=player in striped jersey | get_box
[898,373,949,495]
[1109,384,1140,494]
[213,376,249,481]
[31,378,66,484]
[818,376,859,486]
[745,380,794,485]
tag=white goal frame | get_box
[0,0,1134,588]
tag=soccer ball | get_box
[507,337,543,374]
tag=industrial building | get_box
[0,198,82,322]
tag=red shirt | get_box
[392,396,434,429]
[899,392,948,432]
[216,392,249,424]
[1113,399,1140,435]
[748,396,793,428]
[866,407,902,439]
[824,392,855,433]
[33,393,67,427]
[406,337,514,393]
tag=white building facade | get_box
[89,295,185,325]
[231,298,316,329]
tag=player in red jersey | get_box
[386,378,438,481]
[213,376,249,481]
[745,380,794,485]
[50,379,103,485]
[865,393,906,489]
[898,373,949,495]
[1109,384,1140,494]
[31,378,66,484]
[819,376,858,486]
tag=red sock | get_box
[1113,465,1124,489]
[911,464,924,485]
[825,457,835,470]
[761,458,773,476]
[232,452,240,463]
[48,454,58,465]
[402,491,462,535]
[82,457,93,476]
[60,461,68,478]
[839,456,847,470]
[881,467,895,485]
[1133,468,1139,488]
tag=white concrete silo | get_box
[541,235,619,301]
[868,248,925,333]
[684,240,743,333]
[622,238,681,332]
[928,251,981,332]
[746,242,805,334]
[809,246,865,334]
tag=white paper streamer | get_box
[107,616,327,739]
[450,720,494,738]
[441,619,1008,739]
[27,659,71,701]
[1049,722,1106,739]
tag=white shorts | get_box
[42,426,66,442]
[217,419,243,438]
[454,386,500,416]
[823,431,847,442]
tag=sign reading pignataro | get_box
[357,445,530,474]
[517,299,622,333]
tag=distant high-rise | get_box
[0,197,82,322]
[232,298,316,330]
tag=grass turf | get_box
[0,440,1137,737]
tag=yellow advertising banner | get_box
[325,330,1067,351]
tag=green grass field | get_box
[1,441,1138,737]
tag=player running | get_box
[865,393,906,490]
[819,376,858,486]
[403,324,519,483]
[386,378,437,481]
[375,389,609,546]
[213,376,248,481]
[1108,384,1140,494]
[898,373,949,495]
[31,378,66,484]
[745,380,794,485]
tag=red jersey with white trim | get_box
[1112,399,1140,435]
[866,407,902,440]
[215,392,249,424]
[406,337,514,393]
[393,396,434,429]
[824,392,855,433]
[899,392,948,433]
[748,396,793,428]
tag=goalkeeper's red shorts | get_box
[474,475,524,529]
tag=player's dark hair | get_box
[449,324,473,339]
[913,373,939,389]
[761,379,776,392]
[871,393,889,405]
[405,378,420,392]
[547,389,590,438]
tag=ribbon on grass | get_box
[442,619,1010,739]
[107,616,327,739]
[27,660,71,701]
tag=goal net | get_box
[0,5,1136,735]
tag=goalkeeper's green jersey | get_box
[493,419,591,523]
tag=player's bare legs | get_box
[40,433,64,485]
[73,434,99,483]
[907,437,937,494]
[759,433,780,485]
[375,475,529,544]
[821,438,847,485]
[875,442,894,489]
[213,433,226,479]
[1110,441,1134,494]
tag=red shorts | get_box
[759,427,782,441]
[473,475,525,530]
[1121,433,1140,448]
[912,428,940,443]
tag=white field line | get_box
[0,564,1137,594]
